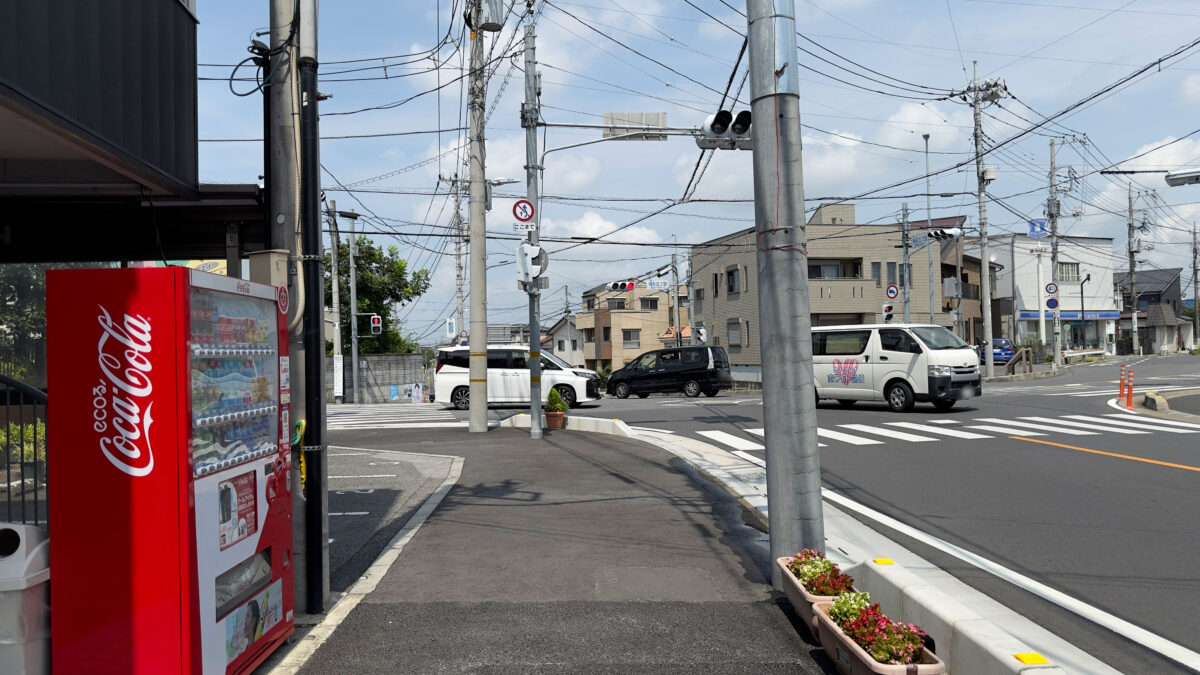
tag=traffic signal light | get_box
[370,314,382,335]
[928,228,962,240]
[881,304,894,323]
[516,243,548,284]
[608,281,635,291]
[696,109,752,150]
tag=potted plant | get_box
[777,549,856,637]
[544,388,568,430]
[812,592,944,674]
[3,421,47,480]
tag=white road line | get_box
[816,428,883,446]
[328,452,372,456]
[919,420,962,425]
[746,428,826,446]
[329,474,398,479]
[964,425,1046,436]
[696,430,765,451]
[1066,385,1194,398]
[329,512,370,516]
[732,450,766,467]
[972,418,1098,435]
[1061,415,1198,434]
[1104,413,1200,430]
[331,422,469,429]
[1016,416,1149,435]
[822,489,1200,671]
[628,426,674,434]
[837,424,937,443]
[884,422,993,439]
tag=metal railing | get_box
[1005,348,1034,375]
[0,374,48,530]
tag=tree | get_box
[323,236,431,354]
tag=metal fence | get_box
[0,374,48,530]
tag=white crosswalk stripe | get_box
[696,430,764,451]
[746,427,827,447]
[1016,416,1149,434]
[1061,415,1196,434]
[963,424,1045,437]
[971,417,1099,436]
[883,422,993,439]
[327,404,461,430]
[817,428,883,446]
[838,424,938,443]
[1104,413,1200,430]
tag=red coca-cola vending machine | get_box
[46,267,295,674]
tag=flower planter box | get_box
[544,411,565,430]
[776,556,846,638]
[812,601,945,675]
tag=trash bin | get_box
[0,524,50,675]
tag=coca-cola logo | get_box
[92,305,155,477]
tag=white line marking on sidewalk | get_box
[330,474,398,479]
[822,489,1200,671]
[268,455,465,675]
[628,426,674,434]
[732,450,765,467]
[838,424,937,442]
[964,425,1046,436]
[884,422,993,439]
[1062,415,1198,434]
[1017,416,1148,434]
[1104,413,1200,430]
[697,430,765,451]
[817,428,883,446]
[973,418,1098,435]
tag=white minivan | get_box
[811,324,981,412]
[434,344,602,410]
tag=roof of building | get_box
[1114,268,1182,294]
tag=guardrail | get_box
[0,374,48,530]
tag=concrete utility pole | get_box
[521,18,544,439]
[971,62,1001,378]
[1193,224,1198,348]
[746,0,824,583]
[672,253,682,346]
[1128,183,1140,355]
[328,204,343,403]
[956,228,964,338]
[1050,139,1062,366]
[902,203,911,322]
[345,210,361,403]
[452,178,465,341]
[467,0,490,432]
[1034,246,1046,345]
[924,134,935,324]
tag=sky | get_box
[195,0,1200,345]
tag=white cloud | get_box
[1182,74,1200,105]
[542,211,662,244]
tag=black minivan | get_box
[606,346,733,398]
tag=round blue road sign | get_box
[1046,297,1059,309]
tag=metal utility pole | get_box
[297,0,327,613]
[1034,246,1046,345]
[1049,140,1062,366]
[521,19,544,439]
[345,210,361,403]
[467,0,490,432]
[902,203,911,322]
[746,0,824,583]
[672,254,682,346]
[328,204,343,403]
[971,62,1000,378]
[924,134,935,324]
[956,229,964,337]
[1128,183,1140,355]
[452,178,466,341]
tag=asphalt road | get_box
[562,353,1200,673]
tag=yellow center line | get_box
[1011,436,1200,473]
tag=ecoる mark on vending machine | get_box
[47,267,295,674]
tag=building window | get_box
[727,319,742,346]
[622,329,640,348]
[871,262,881,287]
[606,298,626,310]
[585,298,594,310]
[603,327,611,342]
[583,328,595,342]
[640,297,658,311]
[557,340,565,351]
[727,266,741,293]
[887,262,897,286]
[694,288,705,315]
[1057,262,1080,282]
[713,273,720,298]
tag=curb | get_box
[570,415,1116,674]
[1143,391,1170,411]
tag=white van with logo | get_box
[434,344,602,410]
[811,324,981,411]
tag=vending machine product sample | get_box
[47,267,295,674]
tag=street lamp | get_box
[1080,273,1090,349]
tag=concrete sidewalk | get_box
[267,427,833,673]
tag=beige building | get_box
[576,282,690,371]
[689,204,996,381]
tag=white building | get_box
[984,234,1118,354]
[544,314,587,367]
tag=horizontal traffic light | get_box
[697,109,752,150]
[928,228,962,240]
[608,281,635,291]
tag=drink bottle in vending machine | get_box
[46,267,295,674]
